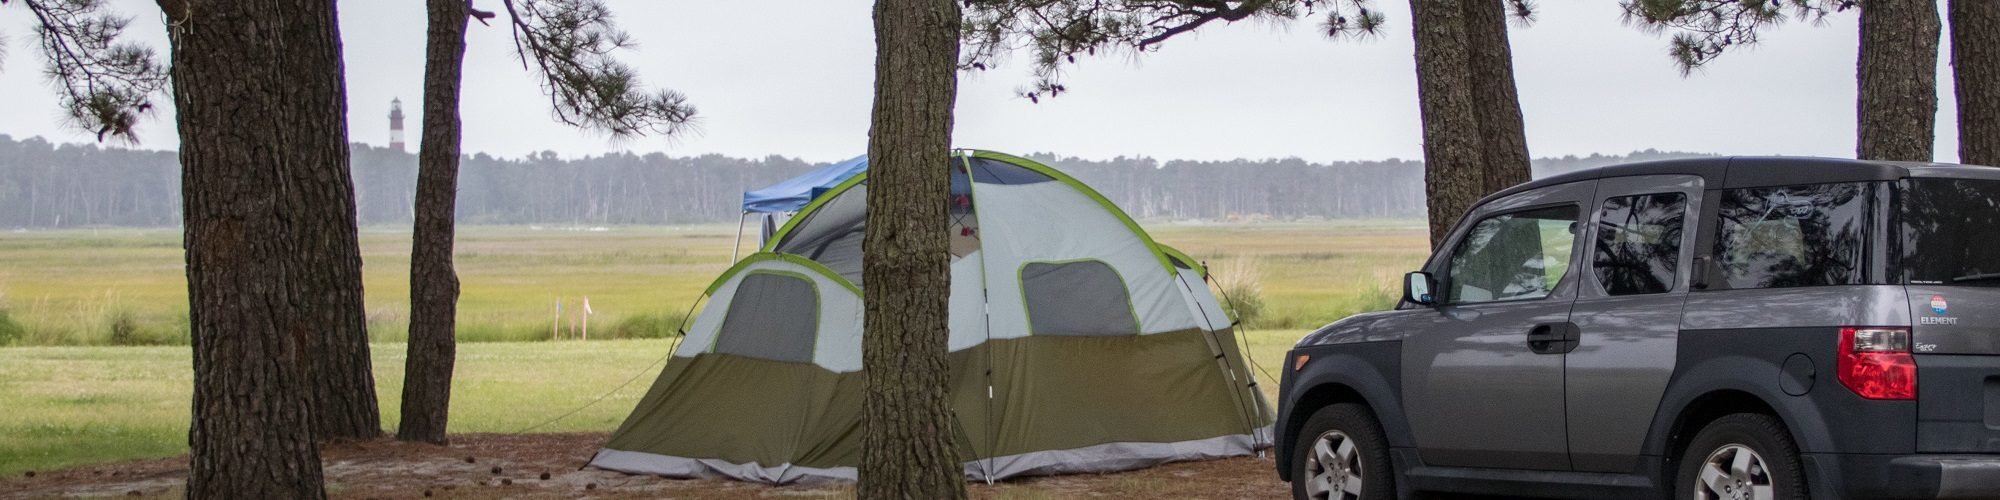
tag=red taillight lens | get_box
[1837,327,1916,400]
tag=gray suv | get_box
[1276,157,2000,500]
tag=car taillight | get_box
[1837,327,1916,400]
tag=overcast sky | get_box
[0,0,1965,164]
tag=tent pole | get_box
[731,211,748,262]
[1180,274,1267,454]
[959,152,999,484]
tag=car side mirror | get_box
[1404,271,1438,306]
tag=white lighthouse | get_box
[389,98,406,152]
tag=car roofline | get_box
[1472,156,2000,209]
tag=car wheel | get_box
[1675,413,1807,500]
[1290,403,1393,500]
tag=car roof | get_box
[1480,156,2000,206]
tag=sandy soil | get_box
[0,433,1292,499]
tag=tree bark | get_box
[1411,0,1485,249]
[169,0,331,496]
[1461,0,1532,193]
[1952,0,2000,166]
[857,0,967,498]
[1857,0,1942,162]
[399,0,470,444]
[284,0,382,443]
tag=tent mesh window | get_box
[1021,260,1140,336]
[713,272,819,363]
[774,184,868,286]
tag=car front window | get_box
[1446,205,1581,304]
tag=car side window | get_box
[1714,183,1870,289]
[1446,205,1581,304]
[1594,193,1688,295]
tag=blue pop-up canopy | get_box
[742,155,868,213]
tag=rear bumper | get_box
[1805,453,2000,499]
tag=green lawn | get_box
[0,332,1307,475]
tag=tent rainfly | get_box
[591,150,1273,484]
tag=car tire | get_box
[1290,403,1394,500]
[1675,413,1808,500]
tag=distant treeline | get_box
[0,134,1707,228]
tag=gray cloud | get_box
[0,0,1964,163]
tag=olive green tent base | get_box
[591,328,1273,484]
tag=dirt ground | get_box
[0,433,1292,499]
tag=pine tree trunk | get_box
[1411,0,1485,249]
[399,0,469,444]
[1952,0,2000,166]
[284,0,382,443]
[169,0,329,496]
[1857,0,1942,161]
[857,0,967,498]
[1461,0,1532,193]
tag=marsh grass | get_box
[0,311,22,347]
[1,221,1429,345]
[1151,221,1427,331]
[0,226,740,346]
[1208,258,1267,328]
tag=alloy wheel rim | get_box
[1303,430,1363,500]
[1695,444,1774,500]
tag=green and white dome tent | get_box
[590,150,1272,484]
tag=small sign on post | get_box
[582,296,594,340]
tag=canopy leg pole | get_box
[730,212,748,262]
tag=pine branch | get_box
[469,1,496,26]
[961,0,1386,101]
[3,0,167,142]
[1619,0,1854,76]
[495,0,696,137]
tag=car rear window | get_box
[1595,193,1687,296]
[1900,178,2000,287]
[1714,182,1872,289]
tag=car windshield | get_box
[1901,178,2000,287]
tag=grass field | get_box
[0,332,1308,476]
[0,221,1432,475]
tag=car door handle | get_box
[1527,323,1579,355]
